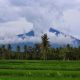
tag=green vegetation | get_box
[0,34,80,60]
[0,34,80,79]
[0,60,79,80]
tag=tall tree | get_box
[41,34,50,60]
[34,44,41,59]
[7,44,12,59]
[23,45,27,59]
[7,44,12,51]
[16,45,20,59]
[24,45,27,53]
[1,45,6,59]
[17,45,20,52]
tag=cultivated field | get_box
[0,60,80,80]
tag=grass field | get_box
[0,60,80,80]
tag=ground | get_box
[0,60,79,80]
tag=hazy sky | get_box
[0,0,80,43]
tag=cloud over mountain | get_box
[0,0,80,44]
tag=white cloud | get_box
[47,32,73,45]
[0,17,33,37]
[0,0,80,44]
[53,8,80,39]
[63,9,80,39]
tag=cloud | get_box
[0,0,80,44]
[47,32,73,45]
[63,9,80,38]
[9,0,80,36]
[0,0,21,22]
[0,17,33,39]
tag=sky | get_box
[0,0,80,44]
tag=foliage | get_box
[0,34,80,60]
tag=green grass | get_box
[0,60,80,80]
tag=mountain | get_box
[49,28,60,36]
[17,30,34,39]
[11,42,34,52]
[16,27,80,47]
[0,27,80,48]
[49,27,80,47]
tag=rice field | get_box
[0,60,80,80]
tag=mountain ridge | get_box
[16,27,80,47]
[0,27,80,47]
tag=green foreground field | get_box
[0,60,80,80]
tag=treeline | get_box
[0,34,80,60]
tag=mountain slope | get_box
[16,27,80,47]
[49,28,60,36]
[0,27,80,47]
[49,27,80,47]
[17,30,34,39]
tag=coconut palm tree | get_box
[7,44,12,51]
[23,45,27,59]
[7,44,12,59]
[1,45,6,59]
[16,45,20,59]
[41,34,50,60]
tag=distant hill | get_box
[0,27,80,48]
[16,27,80,47]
